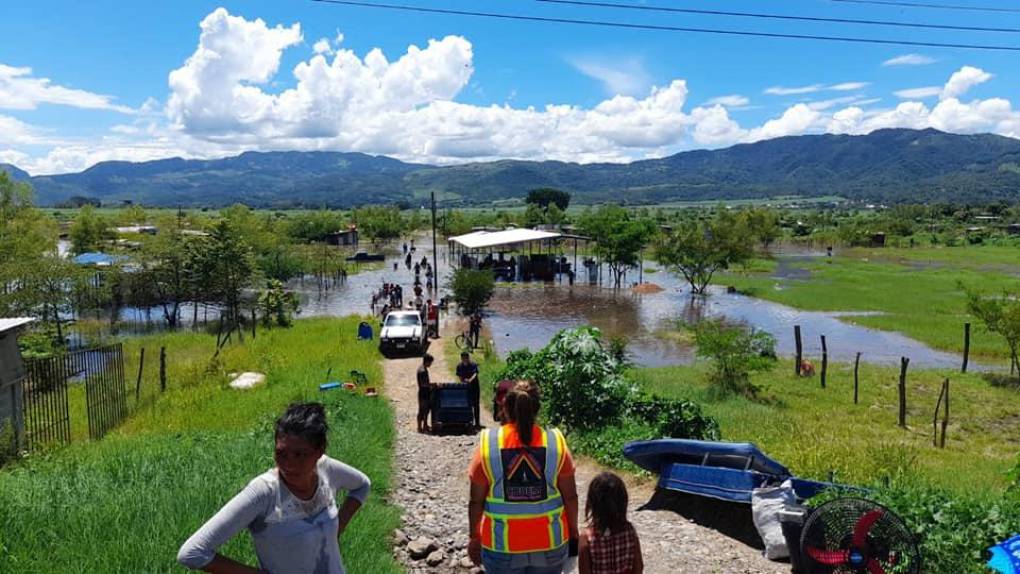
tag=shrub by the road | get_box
[495,327,719,467]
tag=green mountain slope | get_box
[13,129,1020,207]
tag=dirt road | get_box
[385,325,788,574]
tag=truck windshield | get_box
[386,314,419,327]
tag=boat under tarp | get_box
[623,439,838,503]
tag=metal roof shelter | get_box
[449,229,562,250]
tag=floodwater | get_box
[92,239,979,370]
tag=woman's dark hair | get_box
[504,381,541,444]
[585,472,629,533]
[275,402,328,450]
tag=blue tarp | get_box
[72,252,127,266]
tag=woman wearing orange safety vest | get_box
[467,381,580,574]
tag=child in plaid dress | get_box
[579,472,643,574]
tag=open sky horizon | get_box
[2,0,1020,175]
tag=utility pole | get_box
[431,191,439,291]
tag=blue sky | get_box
[2,0,1019,174]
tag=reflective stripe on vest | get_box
[480,426,566,553]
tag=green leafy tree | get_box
[204,219,258,344]
[964,286,1020,381]
[580,204,657,288]
[0,172,56,317]
[69,205,112,254]
[450,267,495,316]
[258,279,299,327]
[655,210,754,294]
[353,205,405,243]
[741,207,781,251]
[692,319,776,398]
[526,188,571,211]
[140,216,196,328]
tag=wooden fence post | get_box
[940,379,950,448]
[962,323,970,373]
[932,379,946,447]
[159,347,167,393]
[135,347,145,403]
[251,308,256,340]
[820,335,828,388]
[794,325,803,377]
[854,352,861,404]
[898,357,909,428]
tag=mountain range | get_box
[4,128,1020,207]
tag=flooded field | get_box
[294,242,974,370]
[91,240,977,370]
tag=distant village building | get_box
[327,225,359,246]
[869,232,886,247]
[113,225,158,235]
[72,252,128,267]
[0,318,34,452]
[1007,223,1020,235]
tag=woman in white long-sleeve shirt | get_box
[178,403,371,574]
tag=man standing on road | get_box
[457,351,481,430]
[417,354,435,434]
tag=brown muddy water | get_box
[295,243,977,370]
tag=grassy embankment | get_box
[0,317,401,573]
[719,244,1020,361]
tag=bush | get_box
[450,268,495,316]
[627,396,720,441]
[692,319,776,398]
[494,327,720,476]
[496,327,634,430]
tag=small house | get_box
[1007,223,1020,236]
[0,318,34,452]
[327,225,359,246]
[869,232,886,247]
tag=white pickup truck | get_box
[379,310,427,356]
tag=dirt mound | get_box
[632,282,665,294]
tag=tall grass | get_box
[634,360,1019,493]
[0,317,401,573]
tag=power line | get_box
[309,0,1020,51]
[831,0,1020,14]
[537,0,1020,34]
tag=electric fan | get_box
[800,498,921,574]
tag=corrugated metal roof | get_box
[449,229,562,250]
[0,318,34,334]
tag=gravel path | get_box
[385,324,788,574]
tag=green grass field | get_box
[720,245,1020,361]
[633,360,1019,494]
[0,317,401,573]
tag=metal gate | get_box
[81,344,127,440]
[22,343,127,449]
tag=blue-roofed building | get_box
[72,252,128,267]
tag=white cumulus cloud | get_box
[941,65,992,100]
